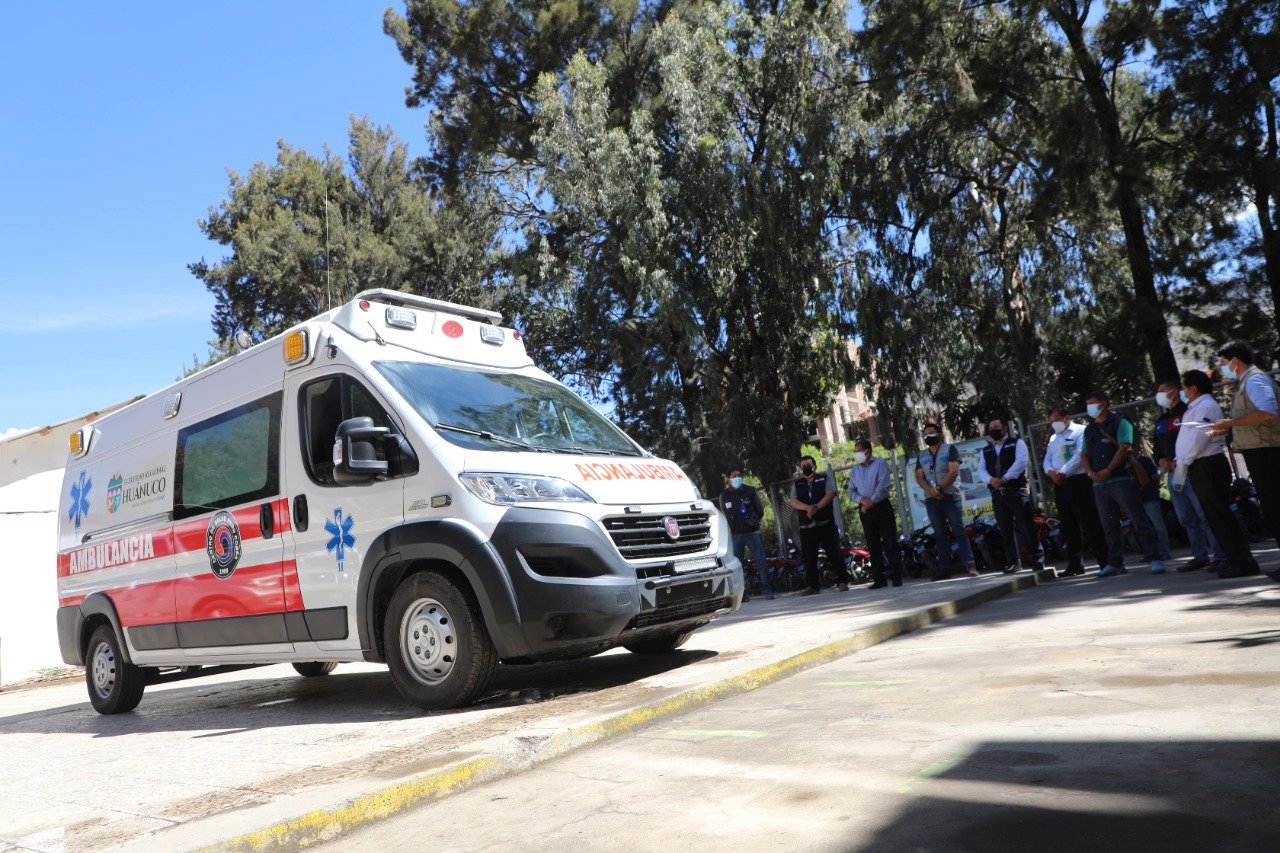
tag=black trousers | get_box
[1240,447,1280,549]
[1054,474,1107,570]
[859,499,902,583]
[1189,453,1259,572]
[991,486,1043,568]
[799,522,850,590]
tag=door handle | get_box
[293,494,309,532]
[260,502,274,539]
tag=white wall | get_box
[0,400,138,685]
[0,471,62,685]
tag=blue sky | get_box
[0,2,426,432]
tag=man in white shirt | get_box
[1044,407,1106,576]
[1178,369,1261,579]
[977,418,1043,573]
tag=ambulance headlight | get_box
[459,473,593,505]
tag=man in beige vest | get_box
[1211,340,1280,582]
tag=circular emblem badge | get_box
[206,510,242,579]
[662,516,681,540]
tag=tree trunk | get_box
[1255,98,1280,345]
[1047,4,1180,382]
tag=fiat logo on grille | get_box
[662,516,681,540]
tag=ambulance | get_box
[56,290,742,714]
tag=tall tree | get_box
[1157,0,1280,356]
[191,117,505,348]
[1014,0,1180,382]
[526,1,858,487]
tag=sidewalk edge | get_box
[200,570,1055,852]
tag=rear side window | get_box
[300,375,395,486]
[174,393,282,519]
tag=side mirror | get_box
[387,434,419,478]
[333,417,389,484]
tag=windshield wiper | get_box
[562,447,641,457]
[434,422,530,449]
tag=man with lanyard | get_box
[1210,340,1280,581]
[1044,407,1105,576]
[1079,390,1165,577]
[1179,369,1262,579]
[848,439,903,589]
[1152,379,1226,573]
[788,454,852,596]
[719,467,773,601]
[976,418,1044,574]
[914,422,978,578]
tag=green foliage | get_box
[190,117,507,347]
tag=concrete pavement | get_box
[322,553,1280,852]
[1,546,1276,852]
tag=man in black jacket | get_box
[788,455,852,595]
[719,468,772,601]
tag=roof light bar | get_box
[353,289,502,324]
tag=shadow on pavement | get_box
[856,739,1280,852]
[0,649,716,736]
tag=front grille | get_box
[628,597,731,629]
[603,512,713,560]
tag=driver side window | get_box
[300,375,394,486]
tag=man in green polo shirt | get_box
[1079,390,1165,577]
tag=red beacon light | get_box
[358,300,370,311]
[512,330,522,340]
[442,320,464,338]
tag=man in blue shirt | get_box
[847,439,902,589]
[915,422,978,578]
[719,467,772,601]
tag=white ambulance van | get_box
[56,290,742,714]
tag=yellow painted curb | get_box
[201,570,1057,851]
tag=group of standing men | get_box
[1044,341,1280,582]
[720,339,1280,598]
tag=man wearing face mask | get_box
[848,439,903,588]
[719,467,772,601]
[1179,369,1262,579]
[789,455,852,595]
[1043,407,1105,576]
[1210,341,1280,571]
[977,418,1044,573]
[914,422,979,579]
[1152,380,1226,573]
[1080,391,1166,576]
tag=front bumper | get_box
[480,507,742,661]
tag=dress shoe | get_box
[868,579,889,589]
[1060,566,1084,577]
[1217,563,1260,579]
[1176,558,1212,573]
[800,587,820,596]
[1001,565,1018,575]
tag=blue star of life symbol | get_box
[68,471,92,530]
[325,508,356,570]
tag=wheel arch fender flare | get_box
[356,519,520,661]
[71,593,132,665]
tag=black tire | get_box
[293,661,338,677]
[85,624,146,714]
[384,571,497,711]
[623,627,697,655]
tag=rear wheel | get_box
[85,625,146,714]
[623,627,696,655]
[292,661,338,677]
[384,572,497,711]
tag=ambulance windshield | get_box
[374,361,642,456]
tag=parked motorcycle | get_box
[899,524,933,580]
[1230,478,1270,542]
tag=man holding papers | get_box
[1176,369,1261,579]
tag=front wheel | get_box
[623,627,696,655]
[293,661,338,677]
[384,572,497,711]
[85,625,146,714]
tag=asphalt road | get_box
[322,557,1280,853]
